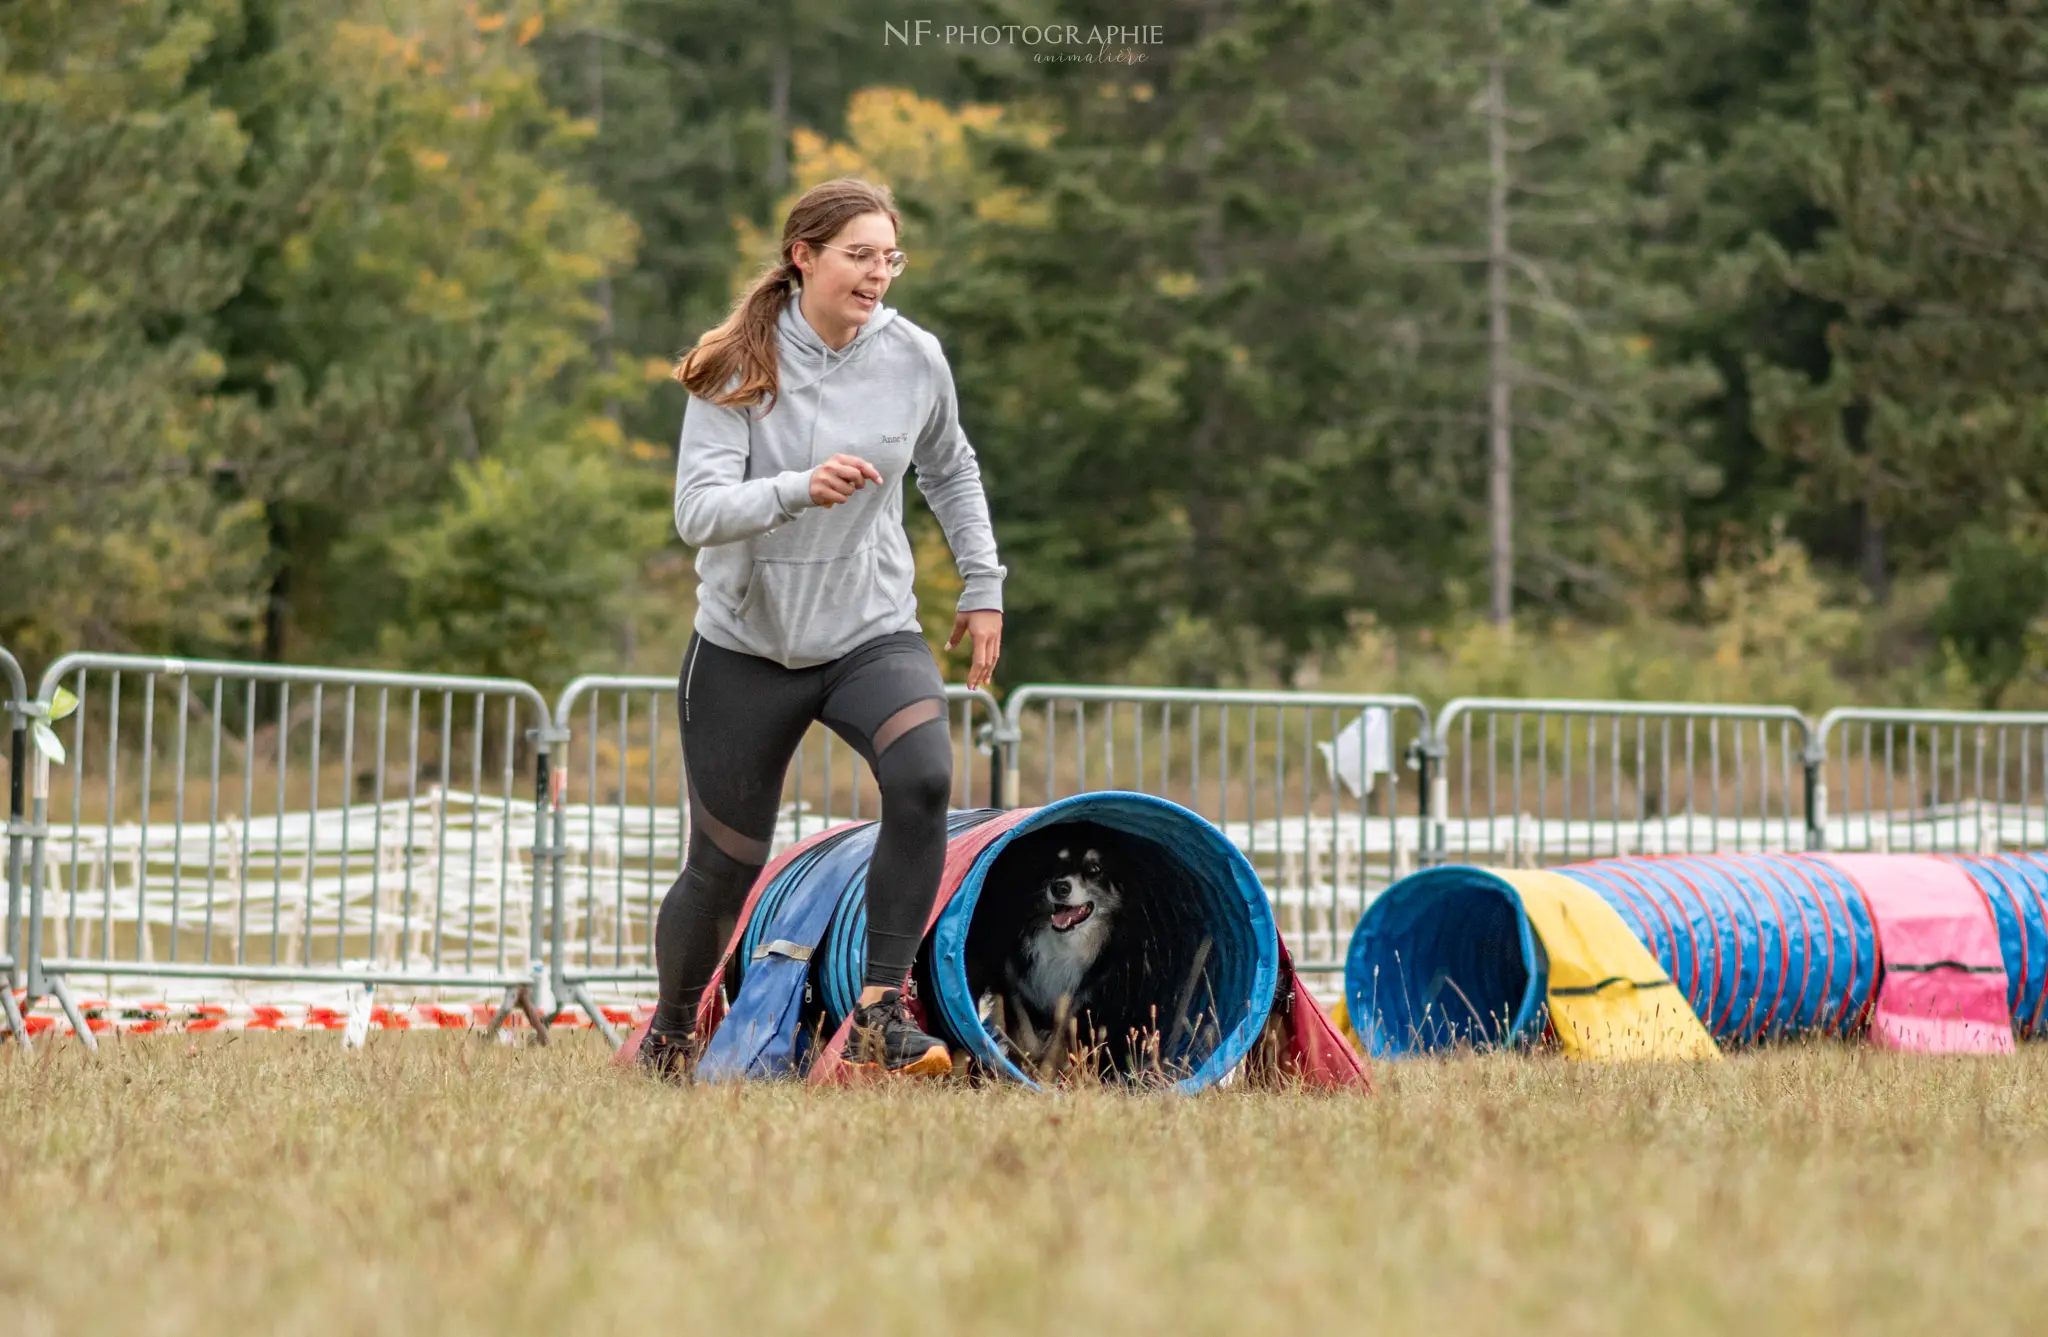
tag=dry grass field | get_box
[4,1034,2046,1335]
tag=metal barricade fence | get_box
[21,654,558,1050]
[1429,697,1820,866]
[1000,685,1434,972]
[3,645,30,1046]
[25,641,2048,1049]
[1812,707,2048,854]
[546,676,1004,1043]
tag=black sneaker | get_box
[636,1025,702,1083]
[845,989,953,1077]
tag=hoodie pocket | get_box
[731,565,764,622]
[695,542,753,616]
[738,542,891,664]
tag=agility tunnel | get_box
[1346,852,2046,1059]
[1343,864,1720,1062]
[619,791,1366,1091]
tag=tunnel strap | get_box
[1817,853,2014,1054]
[1549,976,1674,997]
[752,939,813,963]
[1881,960,2005,974]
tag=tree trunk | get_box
[768,17,791,192]
[262,502,290,676]
[1185,0,1229,627]
[1859,499,1889,604]
[589,32,619,424]
[1485,23,1514,627]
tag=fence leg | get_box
[515,982,551,1040]
[1,985,28,1050]
[7,688,23,996]
[571,981,619,1048]
[485,984,520,1039]
[527,722,569,1045]
[51,978,97,1054]
[485,982,550,1045]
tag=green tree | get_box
[0,0,273,661]
[1349,0,1722,626]
[1933,524,2048,708]
[365,426,665,689]
[1585,0,1859,596]
[529,0,1042,451]
[926,0,1718,682]
[3,0,654,685]
[1749,0,2048,601]
[200,0,649,677]
[916,0,1403,685]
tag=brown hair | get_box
[673,177,901,411]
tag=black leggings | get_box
[651,629,954,1034]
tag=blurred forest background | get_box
[6,0,2047,712]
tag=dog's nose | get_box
[1050,877,1071,898]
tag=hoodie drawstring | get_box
[784,303,880,469]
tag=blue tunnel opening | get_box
[1344,865,1547,1058]
[927,791,1280,1092]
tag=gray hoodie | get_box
[673,290,1007,669]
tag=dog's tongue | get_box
[1051,903,1092,931]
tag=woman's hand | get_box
[946,609,1003,691]
[809,454,884,507]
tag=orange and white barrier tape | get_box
[5,990,653,1040]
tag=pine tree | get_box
[1585,0,1850,593]
[1350,0,1720,626]
[1749,0,2048,592]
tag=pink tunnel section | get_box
[1819,854,2014,1055]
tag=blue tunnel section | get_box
[725,794,1280,1090]
[1343,865,1547,1058]
[814,809,1005,1026]
[1556,856,1879,1045]
[927,791,1280,1092]
[1951,855,2048,1039]
[730,810,999,1029]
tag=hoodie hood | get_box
[776,288,900,393]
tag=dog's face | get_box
[1035,840,1123,934]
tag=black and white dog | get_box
[969,822,1128,1074]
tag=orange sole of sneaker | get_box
[845,1047,953,1079]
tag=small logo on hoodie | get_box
[880,433,908,445]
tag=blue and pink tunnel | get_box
[1346,853,2048,1059]
[616,792,1368,1091]
[612,786,2048,1082]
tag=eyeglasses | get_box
[815,242,908,277]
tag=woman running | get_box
[638,177,1006,1080]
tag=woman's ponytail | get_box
[672,177,901,413]
[674,257,799,410]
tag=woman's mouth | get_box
[852,288,877,311]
